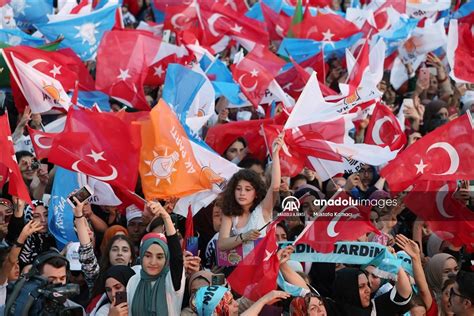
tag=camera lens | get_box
[31,161,40,170]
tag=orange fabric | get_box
[139,99,213,199]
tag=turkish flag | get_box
[163,4,197,33]
[447,19,474,84]
[139,99,213,199]
[27,126,56,160]
[0,114,32,205]
[261,2,291,41]
[294,191,378,253]
[291,8,360,41]
[204,112,288,161]
[232,45,285,107]
[404,180,474,249]
[144,53,178,86]
[227,224,280,301]
[365,103,406,151]
[95,30,161,110]
[380,113,474,192]
[48,108,141,191]
[347,40,370,94]
[262,123,342,177]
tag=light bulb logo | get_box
[201,166,226,190]
[144,148,180,185]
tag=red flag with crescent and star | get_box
[294,190,378,253]
[232,45,285,108]
[381,113,474,192]
[48,107,141,191]
[0,114,32,205]
[26,126,56,160]
[364,102,406,151]
[227,224,280,301]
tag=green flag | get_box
[287,0,303,38]
[0,39,62,88]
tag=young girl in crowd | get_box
[127,201,184,316]
[217,134,283,251]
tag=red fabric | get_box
[0,114,32,205]
[381,114,474,192]
[294,191,378,253]
[183,205,194,251]
[451,22,474,83]
[163,4,197,33]
[347,40,370,95]
[261,2,291,41]
[26,127,56,160]
[232,45,285,108]
[95,30,162,110]
[144,53,177,86]
[48,107,141,191]
[364,102,406,151]
[227,225,280,301]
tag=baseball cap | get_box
[126,204,142,224]
[65,242,81,271]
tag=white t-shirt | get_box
[14,135,34,155]
[127,266,185,316]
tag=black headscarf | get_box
[103,265,135,301]
[334,268,372,316]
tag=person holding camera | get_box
[12,151,49,201]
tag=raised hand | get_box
[395,234,421,260]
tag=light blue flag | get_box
[0,28,46,46]
[200,55,234,83]
[150,2,165,23]
[212,81,245,105]
[10,0,53,29]
[452,0,474,20]
[77,90,111,112]
[35,5,118,61]
[162,64,206,123]
[48,167,79,249]
[373,18,418,56]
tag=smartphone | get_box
[186,236,199,256]
[40,164,48,173]
[67,185,93,208]
[162,29,171,43]
[402,98,414,108]
[211,273,226,286]
[428,67,437,76]
[115,291,127,305]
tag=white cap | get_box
[126,204,142,224]
[65,242,81,271]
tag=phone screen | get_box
[68,186,92,206]
[211,274,225,286]
[186,237,199,256]
[115,291,127,305]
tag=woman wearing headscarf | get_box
[100,225,129,257]
[90,265,136,316]
[424,253,459,304]
[127,201,184,316]
[181,271,213,316]
[333,267,412,316]
[421,100,449,134]
[6,200,57,270]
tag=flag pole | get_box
[0,50,29,102]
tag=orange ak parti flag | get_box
[139,99,214,199]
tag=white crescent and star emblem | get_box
[238,72,258,92]
[207,13,225,37]
[327,206,358,237]
[426,142,459,175]
[435,184,453,218]
[71,149,118,182]
[33,134,52,149]
[171,13,188,29]
[372,116,391,145]
[27,59,48,68]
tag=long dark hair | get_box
[92,234,136,298]
[221,169,267,217]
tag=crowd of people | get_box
[0,0,473,315]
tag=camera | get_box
[31,160,41,170]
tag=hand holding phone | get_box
[211,273,226,286]
[115,291,127,306]
[67,185,93,208]
[418,67,430,90]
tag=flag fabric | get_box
[294,190,378,253]
[35,4,118,61]
[173,138,240,216]
[446,19,474,84]
[5,52,71,114]
[0,28,47,47]
[364,102,406,151]
[227,224,280,301]
[381,113,474,193]
[26,126,56,160]
[0,113,32,205]
[48,107,141,191]
[232,45,285,108]
[139,99,215,199]
[11,0,53,27]
[183,205,194,251]
[48,166,80,249]
[95,29,161,110]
